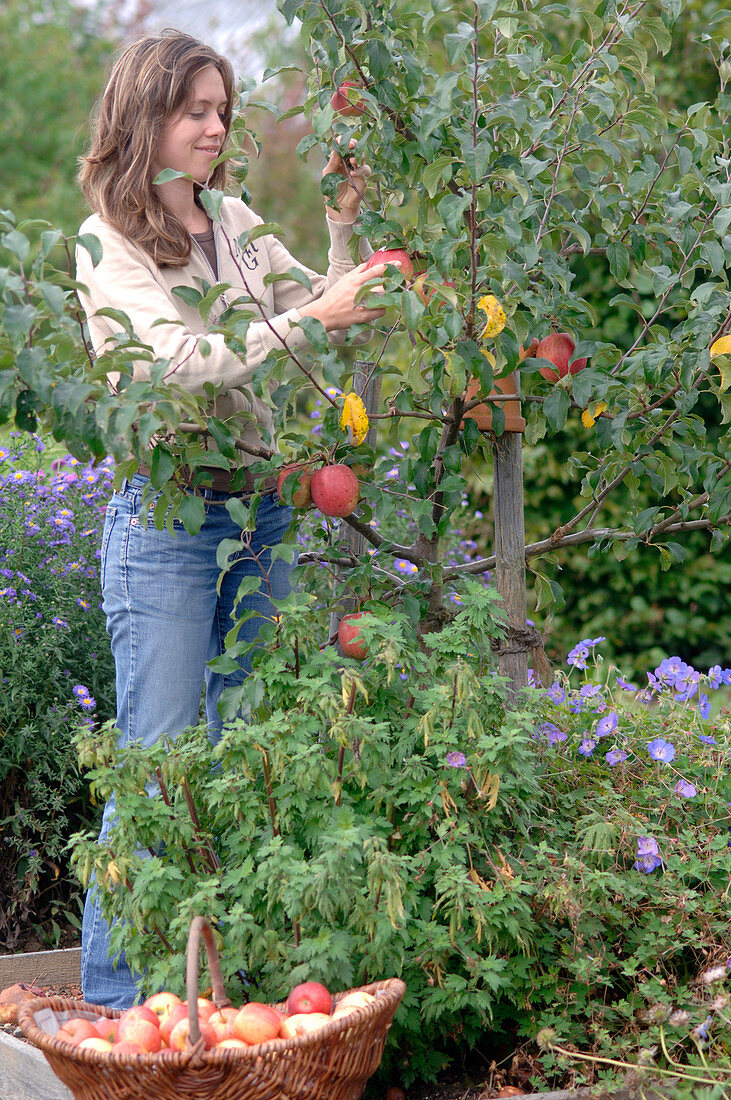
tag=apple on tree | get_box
[311,464,360,518]
[338,612,369,660]
[330,80,367,116]
[523,332,587,381]
[363,248,414,280]
[276,463,313,509]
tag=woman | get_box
[76,29,388,1008]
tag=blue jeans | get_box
[81,474,293,1008]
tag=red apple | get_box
[276,463,313,508]
[363,248,414,280]
[311,465,360,518]
[533,333,587,381]
[338,613,369,660]
[56,1017,99,1045]
[286,981,333,1016]
[186,997,217,1023]
[232,1003,283,1045]
[208,1008,238,1043]
[412,271,455,305]
[113,1039,147,1054]
[280,1012,333,1039]
[160,1002,188,1045]
[94,1017,119,1043]
[144,991,181,1028]
[78,1035,114,1052]
[332,990,375,1016]
[169,1015,216,1052]
[216,1037,251,1050]
[117,1006,161,1053]
[330,80,366,117]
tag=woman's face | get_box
[152,65,228,186]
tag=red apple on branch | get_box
[338,613,369,660]
[276,463,313,508]
[311,464,360,518]
[530,332,587,381]
[286,981,333,1016]
[363,248,414,279]
[330,80,367,116]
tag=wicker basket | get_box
[18,916,405,1100]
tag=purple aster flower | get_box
[446,751,466,768]
[72,684,89,699]
[647,737,675,763]
[698,693,711,720]
[674,778,697,799]
[606,749,628,766]
[51,617,69,629]
[578,737,596,757]
[595,712,619,739]
[78,694,96,711]
[394,559,418,575]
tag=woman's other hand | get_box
[299,261,393,330]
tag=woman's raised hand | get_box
[323,145,372,223]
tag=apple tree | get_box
[256,0,731,689]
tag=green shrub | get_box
[71,597,730,1089]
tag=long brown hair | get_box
[79,30,235,267]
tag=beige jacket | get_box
[75,197,369,465]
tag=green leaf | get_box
[543,387,571,432]
[263,267,312,291]
[422,157,456,199]
[607,241,630,281]
[150,445,175,488]
[152,168,192,185]
[76,233,103,267]
[178,493,206,535]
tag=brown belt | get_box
[137,464,277,498]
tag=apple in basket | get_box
[280,1012,333,1039]
[208,1006,239,1043]
[78,1036,114,1052]
[169,1014,216,1051]
[56,1017,100,1045]
[160,1002,189,1045]
[332,990,376,1017]
[286,981,333,1016]
[144,990,181,1027]
[232,1002,283,1044]
[94,1017,119,1043]
[116,1005,162,1052]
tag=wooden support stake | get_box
[492,430,529,695]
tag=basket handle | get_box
[185,915,232,1046]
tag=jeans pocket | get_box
[99,505,118,592]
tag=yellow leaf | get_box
[477,295,506,338]
[710,336,731,392]
[339,391,369,445]
[710,335,731,357]
[581,400,608,429]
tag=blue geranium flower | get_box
[595,712,618,739]
[606,749,628,766]
[647,737,675,763]
[446,751,466,768]
[578,737,596,757]
[674,778,697,799]
[634,836,662,874]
